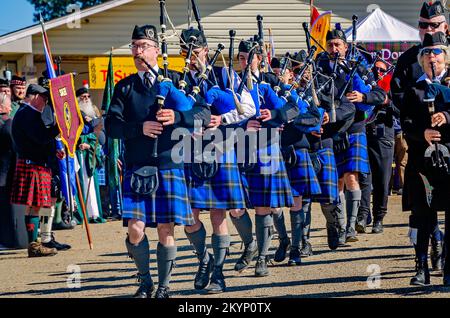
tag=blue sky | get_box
[1,0,36,35]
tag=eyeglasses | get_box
[129,44,158,51]
[421,48,444,56]
[374,67,387,73]
[418,21,446,29]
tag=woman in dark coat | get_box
[401,32,450,287]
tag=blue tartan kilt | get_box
[311,147,339,205]
[335,131,370,178]
[288,148,322,198]
[244,145,294,208]
[122,168,194,228]
[185,150,247,210]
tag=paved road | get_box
[1,195,449,298]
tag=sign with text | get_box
[88,56,185,89]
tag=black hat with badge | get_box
[238,39,262,55]
[326,23,347,43]
[420,1,445,19]
[422,31,448,46]
[180,27,207,49]
[270,57,281,69]
[291,50,307,69]
[132,25,159,44]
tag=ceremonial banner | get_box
[49,73,84,158]
[310,10,332,56]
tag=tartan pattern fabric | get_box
[122,168,194,228]
[244,146,294,208]
[335,131,370,178]
[288,148,322,198]
[311,148,339,205]
[185,150,247,209]
[10,159,52,208]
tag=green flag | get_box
[102,52,121,200]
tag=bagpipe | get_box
[423,63,450,180]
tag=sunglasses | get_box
[418,21,446,29]
[421,48,444,56]
[374,67,387,73]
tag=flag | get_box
[40,15,79,212]
[311,6,320,25]
[102,51,123,213]
[310,10,332,56]
[40,16,56,80]
[48,74,85,157]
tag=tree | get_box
[28,0,109,22]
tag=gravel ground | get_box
[1,195,449,298]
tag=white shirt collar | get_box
[417,69,447,84]
[138,64,160,84]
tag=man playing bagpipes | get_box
[178,27,256,294]
[105,23,210,299]
[391,0,448,274]
[400,31,450,287]
[316,26,386,244]
[265,51,323,265]
[231,38,300,276]
[357,57,398,235]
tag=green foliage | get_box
[28,0,109,22]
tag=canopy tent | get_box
[344,8,420,43]
[344,8,421,62]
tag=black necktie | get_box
[144,72,152,88]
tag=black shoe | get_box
[194,252,214,290]
[355,218,367,234]
[288,247,302,266]
[410,259,431,286]
[255,256,270,277]
[155,286,170,299]
[133,274,154,298]
[326,223,340,250]
[107,214,122,221]
[274,237,291,263]
[346,227,359,243]
[430,235,443,272]
[234,242,258,272]
[52,221,75,231]
[42,233,71,251]
[300,240,313,257]
[207,267,226,294]
[372,221,384,234]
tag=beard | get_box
[78,99,97,119]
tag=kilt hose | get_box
[335,131,370,178]
[122,168,194,228]
[244,146,294,208]
[311,148,339,205]
[288,148,322,198]
[184,149,247,210]
[10,159,52,208]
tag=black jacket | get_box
[105,70,210,169]
[11,104,60,164]
[401,74,450,211]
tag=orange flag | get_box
[310,10,332,56]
